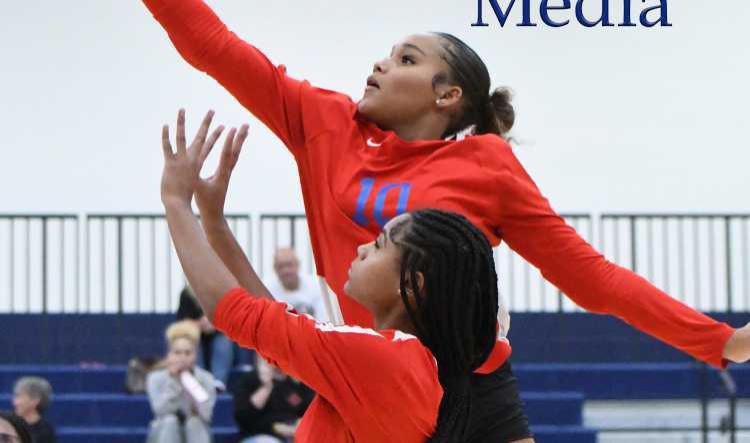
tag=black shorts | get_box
[465,362,532,442]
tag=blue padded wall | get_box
[1,312,748,364]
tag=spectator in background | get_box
[12,377,56,443]
[264,248,329,322]
[146,320,217,443]
[176,286,236,386]
[232,357,314,443]
[0,411,32,443]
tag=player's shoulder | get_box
[451,133,515,173]
[380,330,438,372]
[461,133,513,155]
[301,82,358,116]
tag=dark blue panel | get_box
[506,312,750,363]
[521,392,584,426]
[0,394,236,427]
[0,314,174,364]
[514,363,750,399]
[531,425,598,443]
[56,427,239,443]
[2,312,747,364]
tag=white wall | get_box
[1,0,748,215]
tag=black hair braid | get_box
[390,209,499,442]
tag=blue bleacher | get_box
[2,312,748,442]
[0,387,588,434]
[0,374,592,442]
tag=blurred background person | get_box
[232,357,314,443]
[176,286,238,387]
[12,377,56,443]
[264,248,328,322]
[0,411,32,443]
[146,320,217,443]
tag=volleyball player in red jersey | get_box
[140,0,750,438]
[142,0,750,367]
[158,110,517,442]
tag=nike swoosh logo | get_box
[366,137,383,148]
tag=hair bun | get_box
[488,87,515,136]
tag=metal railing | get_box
[2,212,749,314]
[0,213,252,313]
[493,213,594,312]
[83,213,253,313]
[0,214,79,313]
[600,214,750,312]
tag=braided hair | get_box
[388,209,499,442]
[431,32,515,140]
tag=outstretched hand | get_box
[195,121,249,219]
[724,322,750,364]
[160,109,225,207]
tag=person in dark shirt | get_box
[0,411,33,443]
[11,378,56,443]
[233,358,314,443]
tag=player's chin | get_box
[357,97,381,119]
[343,280,364,303]
[343,279,354,296]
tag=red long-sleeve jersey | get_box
[214,287,441,442]
[143,0,735,368]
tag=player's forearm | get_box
[164,201,238,319]
[201,215,273,299]
[498,166,735,367]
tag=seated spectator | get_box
[146,320,217,443]
[233,357,314,443]
[264,248,329,322]
[12,377,56,443]
[177,286,246,386]
[0,411,32,443]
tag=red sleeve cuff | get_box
[212,287,249,330]
[474,338,512,375]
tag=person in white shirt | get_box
[263,248,329,322]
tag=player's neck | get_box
[373,310,416,335]
[389,115,447,142]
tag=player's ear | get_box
[402,272,425,296]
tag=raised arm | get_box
[143,0,308,150]
[492,143,740,368]
[194,119,272,299]
[160,109,245,318]
[159,111,438,427]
